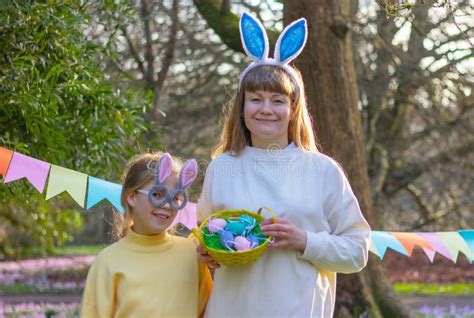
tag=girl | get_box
[81,152,212,317]
[196,13,371,317]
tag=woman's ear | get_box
[126,191,136,208]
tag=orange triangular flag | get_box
[390,232,433,256]
[0,147,13,177]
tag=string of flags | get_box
[0,147,472,263]
[371,231,473,263]
[0,147,196,230]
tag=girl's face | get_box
[243,90,293,149]
[126,175,182,236]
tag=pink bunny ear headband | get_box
[137,153,198,211]
[238,12,308,98]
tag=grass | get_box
[395,282,474,295]
[0,284,81,294]
[53,244,105,256]
[0,284,38,294]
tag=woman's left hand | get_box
[261,218,307,253]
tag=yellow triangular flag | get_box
[45,165,88,208]
[369,238,380,258]
[437,232,474,263]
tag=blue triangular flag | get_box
[371,231,409,259]
[458,230,474,256]
[86,177,124,213]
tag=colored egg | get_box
[240,215,256,226]
[247,234,261,248]
[219,230,234,250]
[234,236,252,251]
[207,218,227,233]
[225,221,246,236]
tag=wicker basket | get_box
[192,207,276,266]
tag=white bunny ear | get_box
[240,12,269,61]
[274,18,308,65]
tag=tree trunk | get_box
[285,1,414,317]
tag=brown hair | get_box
[212,65,319,157]
[112,152,182,240]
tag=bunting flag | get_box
[0,147,13,177]
[417,232,454,262]
[86,177,124,213]
[371,231,409,259]
[0,148,196,229]
[436,232,474,263]
[459,230,474,258]
[0,147,473,257]
[370,230,474,263]
[171,202,198,230]
[4,152,51,193]
[390,232,433,256]
[369,236,380,256]
[45,165,88,208]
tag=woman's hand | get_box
[261,218,307,253]
[196,244,221,269]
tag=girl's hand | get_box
[196,244,221,269]
[261,218,307,253]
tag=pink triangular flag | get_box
[171,202,197,230]
[4,152,51,193]
[422,247,436,262]
[417,232,454,262]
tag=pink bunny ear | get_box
[157,153,173,183]
[179,159,198,188]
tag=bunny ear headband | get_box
[139,153,198,211]
[238,12,308,97]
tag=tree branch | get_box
[426,27,473,54]
[120,26,147,79]
[383,138,474,194]
[386,4,431,139]
[370,143,390,194]
[193,0,279,54]
[140,0,156,87]
[221,0,230,14]
[153,0,179,122]
[407,188,459,230]
[429,52,474,77]
[406,183,431,221]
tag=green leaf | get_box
[0,1,149,260]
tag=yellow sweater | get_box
[80,229,212,318]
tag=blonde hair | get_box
[112,152,182,239]
[212,65,319,157]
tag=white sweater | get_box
[197,145,371,318]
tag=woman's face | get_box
[126,176,182,236]
[243,90,292,149]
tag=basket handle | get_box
[191,228,205,246]
[257,207,277,223]
[196,209,207,221]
